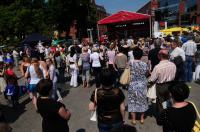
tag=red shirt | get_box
[6,69,14,76]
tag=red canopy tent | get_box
[97,11,151,39]
[98,11,150,25]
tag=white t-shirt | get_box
[170,47,186,61]
[90,52,101,67]
[67,54,77,63]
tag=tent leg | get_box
[97,24,100,41]
[150,16,152,38]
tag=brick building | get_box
[96,5,108,36]
[137,1,151,15]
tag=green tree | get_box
[0,0,97,46]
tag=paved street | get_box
[0,69,200,132]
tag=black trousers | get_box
[155,82,172,117]
[92,67,101,88]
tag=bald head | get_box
[158,49,169,60]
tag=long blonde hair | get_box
[31,58,43,79]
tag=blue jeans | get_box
[184,56,193,82]
[98,122,123,132]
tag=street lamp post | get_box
[87,28,93,43]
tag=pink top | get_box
[107,50,115,64]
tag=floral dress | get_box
[128,60,148,112]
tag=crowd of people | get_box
[0,32,200,132]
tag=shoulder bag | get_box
[120,66,131,85]
[189,101,200,132]
[78,55,82,67]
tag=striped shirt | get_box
[150,60,176,83]
[182,40,197,56]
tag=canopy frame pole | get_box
[150,16,152,38]
[97,24,100,41]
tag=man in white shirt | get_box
[170,40,185,81]
[149,49,176,115]
[170,41,185,61]
[182,35,197,82]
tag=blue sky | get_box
[96,0,150,14]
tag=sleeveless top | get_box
[81,53,90,70]
[28,65,41,84]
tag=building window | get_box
[185,0,197,12]
[158,0,179,8]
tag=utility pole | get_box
[87,28,93,43]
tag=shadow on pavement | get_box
[126,104,157,120]
[60,89,70,98]
[76,128,86,132]
[0,97,31,123]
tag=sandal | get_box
[140,119,144,124]
[131,120,136,125]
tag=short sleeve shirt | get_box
[90,52,101,67]
[90,88,125,124]
[37,98,69,132]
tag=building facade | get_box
[96,5,108,36]
[137,1,151,15]
[155,0,200,27]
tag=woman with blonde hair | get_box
[80,47,90,88]
[20,57,31,76]
[90,47,102,88]
[25,58,43,105]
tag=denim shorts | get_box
[28,84,37,93]
[98,122,123,132]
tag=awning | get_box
[98,11,150,25]
[22,33,51,45]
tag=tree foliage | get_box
[0,0,97,45]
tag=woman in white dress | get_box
[67,47,78,87]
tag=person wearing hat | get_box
[157,82,196,132]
